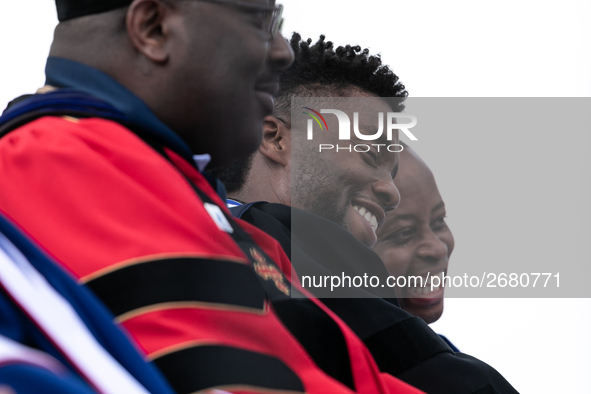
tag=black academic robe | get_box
[231,202,519,394]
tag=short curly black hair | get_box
[274,32,408,118]
[209,33,408,193]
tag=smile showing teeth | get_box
[409,284,442,296]
[353,205,378,232]
[408,273,445,297]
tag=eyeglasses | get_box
[195,0,284,40]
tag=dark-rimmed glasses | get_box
[196,0,284,40]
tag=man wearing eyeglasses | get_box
[0,1,423,394]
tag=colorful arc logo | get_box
[302,107,329,131]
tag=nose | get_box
[416,230,449,263]
[372,180,400,212]
[268,34,294,71]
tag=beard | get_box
[302,184,349,231]
[291,154,349,230]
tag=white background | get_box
[1,1,590,392]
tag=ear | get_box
[126,0,174,64]
[259,115,290,167]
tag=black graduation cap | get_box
[55,0,133,21]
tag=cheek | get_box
[230,35,268,77]
[199,34,266,83]
[374,245,413,277]
[440,230,455,257]
[243,49,268,77]
[339,163,375,193]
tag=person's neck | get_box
[230,182,289,206]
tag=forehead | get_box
[290,94,403,167]
[337,95,392,113]
[237,0,276,5]
[189,0,276,14]
[305,95,395,140]
[395,150,440,200]
[326,92,393,119]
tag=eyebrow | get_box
[431,201,445,214]
[354,125,390,145]
[391,162,399,180]
[388,213,416,221]
[388,201,445,222]
[234,0,277,10]
[375,130,390,146]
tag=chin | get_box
[401,299,444,325]
[213,133,260,167]
[421,310,443,325]
[237,120,264,151]
[349,228,375,248]
[344,211,376,248]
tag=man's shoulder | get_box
[0,115,171,185]
[232,202,290,228]
[0,115,239,278]
[232,202,293,258]
[0,115,148,155]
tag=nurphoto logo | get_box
[303,107,418,152]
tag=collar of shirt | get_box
[192,154,211,172]
[44,57,202,167]
[226,199,244,208]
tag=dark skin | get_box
[373,147,454,324]
[229,114,293,205]
[236,114,452,323]
[230,88,401,248]
[50,0,294,166]
[230,87,400,207]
